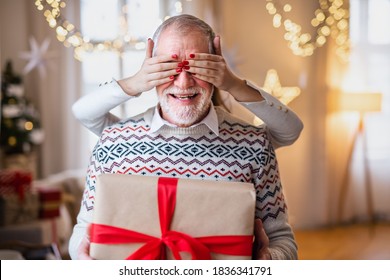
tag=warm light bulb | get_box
[8,136,17,146]
[283,4,292,12]
[25,121,34,131]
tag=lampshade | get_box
[338,92,382,113]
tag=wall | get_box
[1,1,28,77]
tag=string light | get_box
[36,1,349,62]
[34,0,162,60]
[34,0,186,61]
[265,0,350,61]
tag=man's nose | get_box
[174,70,195,89]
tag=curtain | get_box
[321,0,362,224]
[26,0,86,178]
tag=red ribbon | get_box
[90,177,253,260]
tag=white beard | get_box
[159,86,212,126]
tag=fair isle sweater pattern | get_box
[82,107,287,222]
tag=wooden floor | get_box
[294,222,390,260]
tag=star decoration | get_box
[262,69,301,105]
[19,37,57,78]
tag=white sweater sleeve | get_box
[73,79,303,147]
[239,81,303,149]
[72,79,135,135]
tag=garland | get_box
[34,0,350,61]
[265,0,350,61]
[34,0,148,60]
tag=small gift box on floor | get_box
[0,168,32,199]
[37,187,62,219]
[0,169,39,226]
[90,174,256,260]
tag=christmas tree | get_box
[0,60,44,155]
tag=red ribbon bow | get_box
[0,169,32,202]
[90,177,253,260]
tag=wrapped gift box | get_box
[0,169,39,226]
[0,169,32,200]
[90,174,256,260]
[37,188,62,219]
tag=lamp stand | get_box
[361,114,375,225]
[337,113,375,226]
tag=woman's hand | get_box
[118,38,179,96]
[184,35,242,93]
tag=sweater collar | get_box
[149,103,219,136]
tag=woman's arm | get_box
[186,36,303,148]
[238,81,303,148]
[72,80,131,136]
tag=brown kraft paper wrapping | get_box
[90,174,256,260]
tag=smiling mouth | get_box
[169,93,198,100]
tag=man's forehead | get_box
[155,29,209,55]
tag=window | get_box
[348,0,390,113]
[348,0,390,217]
[348,0,390,157]
[80,0,182,149]
[367,0,390,44]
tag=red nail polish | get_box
[178,62,183,67]
[183,60,189,65]
[176,68,182,73]
[189,54,195,58]
[171,54,178,59]
[184,66,190,70]
[169,75,174,80]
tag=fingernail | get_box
[178,62,183,67]
[184,66,190,70]
[189,54,195,58]
[183,60,189,65]
[176,68,182,73]
[171,54,178,59]
[169,75,174,80]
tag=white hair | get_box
[152,14,216,56]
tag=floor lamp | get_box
[337,92,382,224]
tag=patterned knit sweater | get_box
[69,106,297,260]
